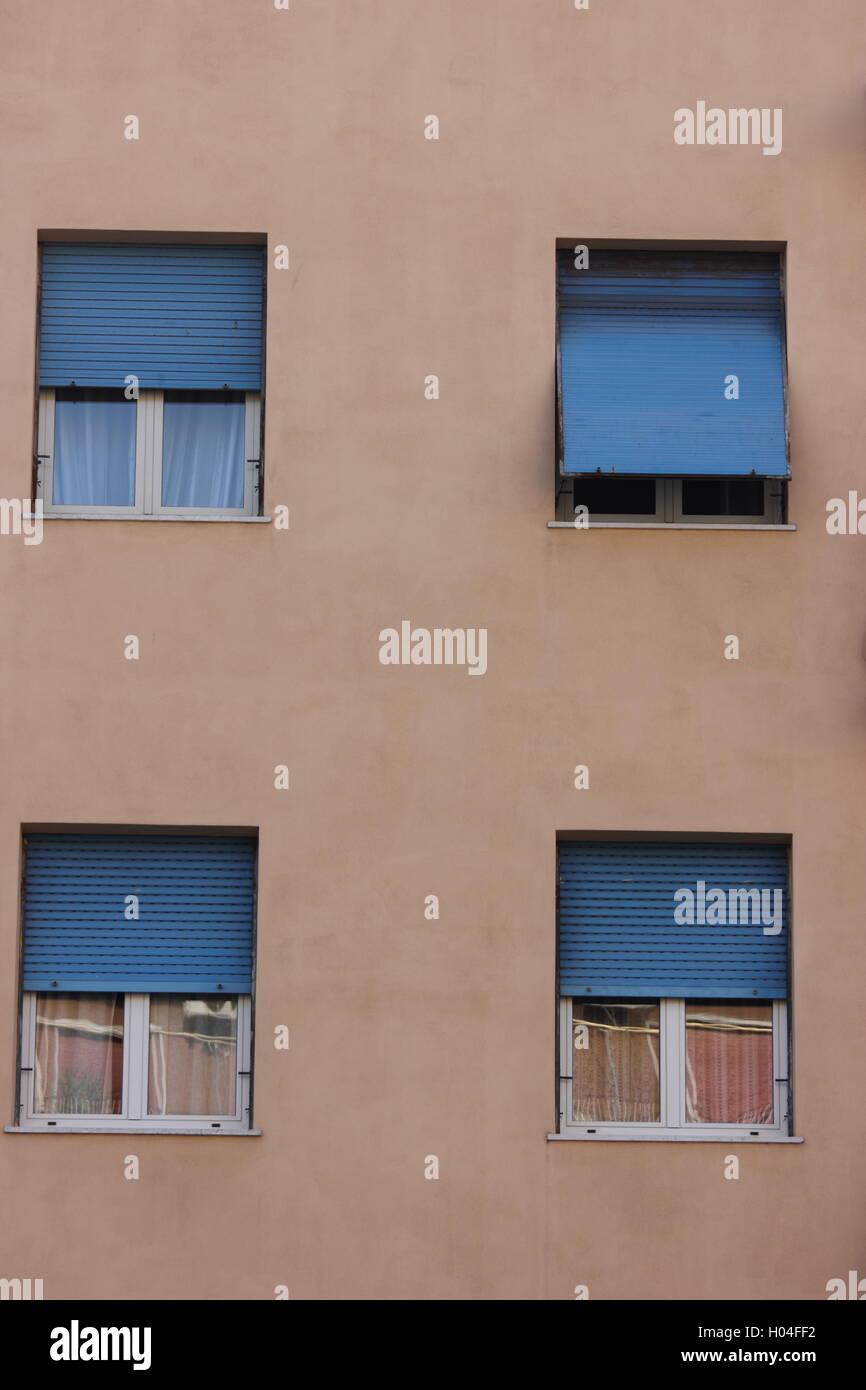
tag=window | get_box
[557,841,791,1140]
[17,833,256,1132]
[36,243,264,517]
[556,249,789,524]
[559,476,784,524]
[562,998,787,1135]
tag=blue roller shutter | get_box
[22,834,256,993]
[558,841,788,998]
[38,243,264,389]
[557,250,788,477]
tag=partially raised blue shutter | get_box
[558,842,788,998]
[557,251,788,477]
[23,835,256,993]
[38,244,264,390]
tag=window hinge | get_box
[247,458,262,508]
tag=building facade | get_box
[1,0,864,1300]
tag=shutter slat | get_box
[38,244,264,389]
[557,250,788,477]
[558,842,787,999]
[23,835,255,994]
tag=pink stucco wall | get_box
[0,0,864,1299]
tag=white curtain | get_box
[53,395,136,506]
[161,396,245,508]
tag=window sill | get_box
[547,1132,803,1143]
[34,514,272,523]
[547,521,796,530]
[5,1125,262,1136]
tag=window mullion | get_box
[135,392,148,514]
[138,390,161,516]
[126,994,147,1120]
[662,1000,684,1128]
[669,479,679,522]
[121,994,133,1119]
[150,391,164,515]
[20,993,36,1122]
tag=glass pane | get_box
[161,392,245,508]
[686,1002,774,1124]
[53,389,136,506]
[572,1001,660,1122]
[681,478,764,516]
[34,993,124,1114]
[148,996,239,1116]
[572,478,657,515]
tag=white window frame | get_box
[18,992,252,1133]
[558,996,789,1141]
[36,388,261,518]
[555,477,781,525]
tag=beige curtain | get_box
[148,997,238,1116]
[34,993,123,1114]
[572,1003,660,1122]
[686,1003,773,1124]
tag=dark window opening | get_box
[681,479,765,516]
[572,477,657,515]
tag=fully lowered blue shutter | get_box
[558,842,788,999]
[38,243,264,389]
[557,250,788,477]
[22,835,255,994]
